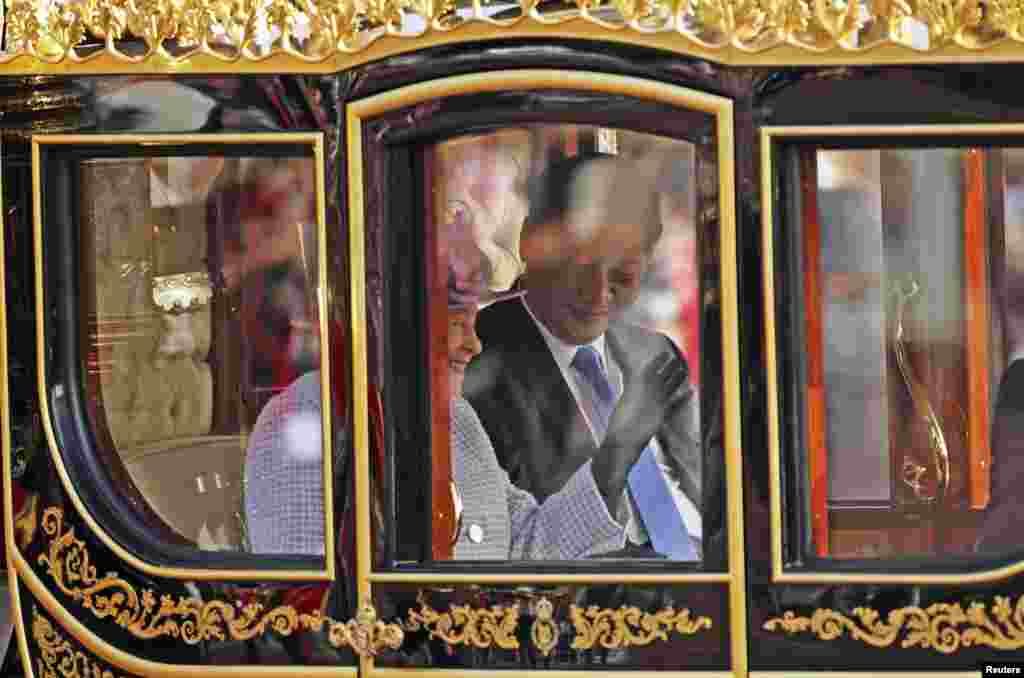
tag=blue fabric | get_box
[571,346,615,432]
[628,446,698,560]
[571,346,696,560]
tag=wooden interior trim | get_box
[209,160,245,434]
[962,148,992,510]
[426,146,455,561]
[988,150,1008,373]
[800,149,830,557]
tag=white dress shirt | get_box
[521,299,702,545]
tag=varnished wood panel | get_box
[800,149,830,557]
[962,148,992,510]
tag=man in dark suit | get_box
[977,269,1024,554]
[464,151,703,560]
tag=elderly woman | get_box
[446,228,629,559]
[245,217,687,560]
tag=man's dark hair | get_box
[525,150,663,251]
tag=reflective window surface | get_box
[79,152,322,555]
[796,146,1024,559]
[427,125,711,562]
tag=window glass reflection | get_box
[81,153,321,555]
[429,126,709,561]
[817,150,889,506]
[802,146,1024,560]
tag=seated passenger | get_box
[245,218,688,559]
[465,151,704,560]
[977,269,1024,553]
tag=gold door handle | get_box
[891,278,950,504]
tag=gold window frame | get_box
[346,68,745,676]
[762,123,1024,585]
[28,131,336,582]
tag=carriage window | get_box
[414,125,718,564]
[38,136,329,567]
[787,144,1024,560]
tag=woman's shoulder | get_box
[252,371,323,431]
[451,397,493,451]
[451,396,484,428]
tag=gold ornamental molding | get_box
[32,608,137,678]
[571,603,714,651]
[530,596,559,657]
[404,592,521,651]
[151,271,214,314]
[4,0,1024,71]
[14,491,40,551]
[405,593,712,657]
[763,595,1024,653]
[36,507,404,656]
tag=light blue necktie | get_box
[571,345,698,560]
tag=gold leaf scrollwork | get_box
[763,596,1024,654]
[530,596,559,657]
[14,492,40,551]
[33,607,135,678]
[2,0,1024,63]
[569,603,713,650]
[35,507,404,656]
[989,0,1024,40]
[909,0,983,46]
[404,591,520,650]
[404,591,713,654]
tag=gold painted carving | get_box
[3,0,1024,63]
[891,278,952,504]
[151,271,214,314]
[404,591,521,650]
[405,591,712,656]
[530,596,558,657]
[32,607,136,678]
[570,603,713,651]
[36,507,404,656]
[763,595,1024,653]
[14,491,40,550]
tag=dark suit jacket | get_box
[977,360,1024,553]
[463,298,702,516]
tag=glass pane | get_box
[425,125,711,562]
[797,146,1022,560]
[80,153,323,556]
[817,150,889,506]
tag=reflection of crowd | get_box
[200,166,324,554]
[209,162,320,423]
[243,141,708,562]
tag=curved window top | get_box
[33,133,337,580]
[345,70,741,583]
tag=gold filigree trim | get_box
[3,0,1024,64]
[14,491,40,551]
[763,596,1024,653]
[33,607,136,677]
[405,592,712,655]
[570,603,713,650]
[530,596,558,657]
[33,607,137,678]
[404,591,520,650]
[36,507,404,656]
[151,271,213,313]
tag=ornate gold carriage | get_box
[1,1,1023,677]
